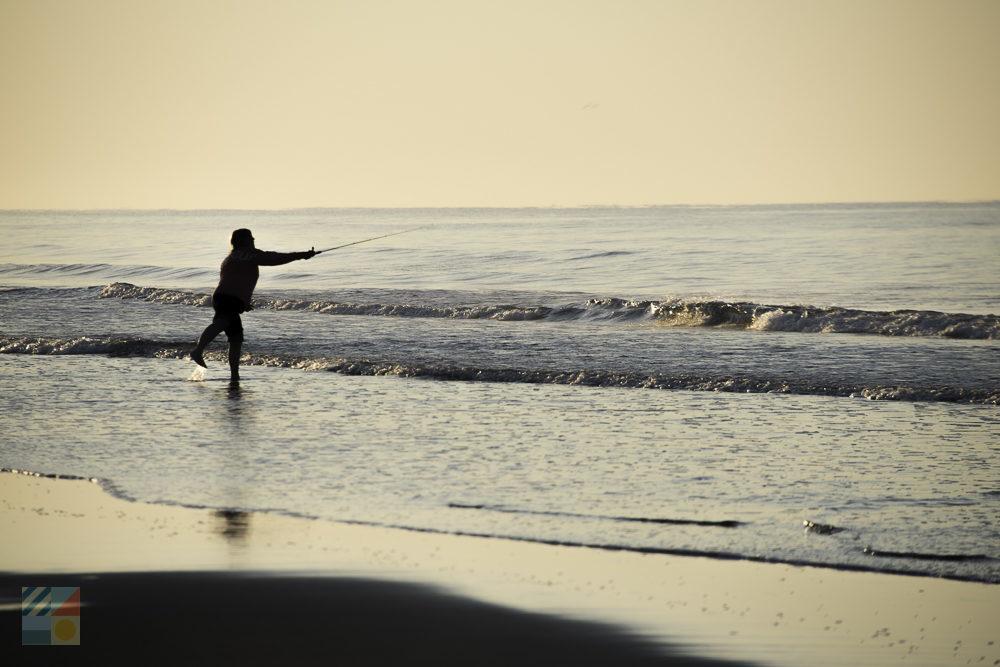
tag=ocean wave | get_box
[566,250,635,261]
[0,262,214,281]
[862,546,997,562]
[3,335,998,404]
[447,502,743,527]
[97,282,566,321]
[95,282,1000,339]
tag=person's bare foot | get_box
[190,349,207,368]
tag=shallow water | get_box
[2,355,998,581]
[1,205,998,581]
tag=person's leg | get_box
[195,322,224,352]
[226,313,244,382]
[191,321,224,367]
[228,339,242,381]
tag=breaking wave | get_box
[2,335,997,404]
[96,282,1000,339]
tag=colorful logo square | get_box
[21,586,80,646]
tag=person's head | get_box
[230,228,255,249]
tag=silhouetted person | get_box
[191,229,316,381]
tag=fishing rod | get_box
[316,226,427,254]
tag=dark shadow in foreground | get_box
[1,571,759,666]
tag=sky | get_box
[1,0,998,209]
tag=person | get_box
[191,229,316,382]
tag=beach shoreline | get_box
[2,471,997,665]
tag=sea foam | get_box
[97,282,1000,340]
[3,335,998,404]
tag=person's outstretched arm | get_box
[254,248,317,266]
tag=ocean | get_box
[1,204,998,582]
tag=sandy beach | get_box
[2,471,997,666]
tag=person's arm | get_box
[253,248,317,266]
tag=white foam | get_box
[94,281,1000,339]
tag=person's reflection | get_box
[214,509,251,542]
[221,381,254,424]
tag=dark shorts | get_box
[212,291,247,342]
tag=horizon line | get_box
[2,199,1000,214]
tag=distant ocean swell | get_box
[94,282,1000,339]
[3,335,998,405]
[0,262,214,281]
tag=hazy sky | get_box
[1,0,998,208]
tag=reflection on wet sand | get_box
[215,509,251,542]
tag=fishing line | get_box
[316,226,427,255]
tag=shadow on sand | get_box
[2,571,758,666]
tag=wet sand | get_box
[2,472,998,665]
